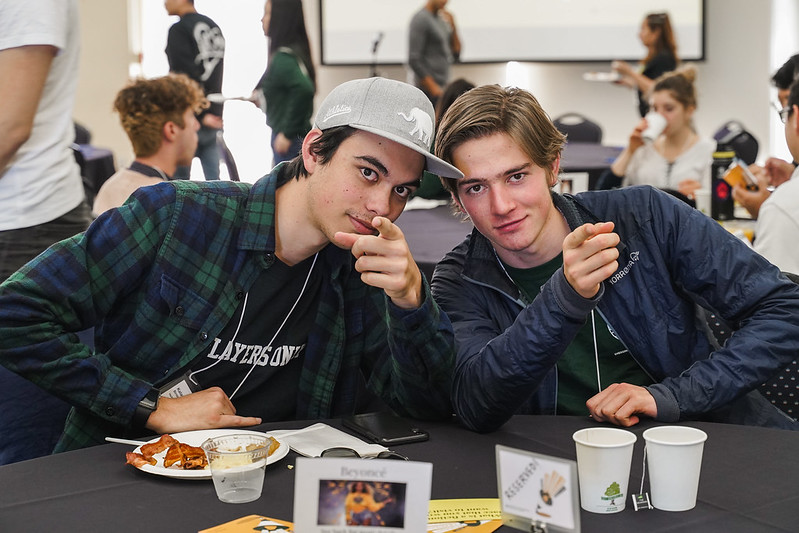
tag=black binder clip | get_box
[530,520,548,533]
[632,492,653,511]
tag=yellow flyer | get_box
[427,499,503,533]
[199,515,293,533]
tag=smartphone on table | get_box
[342,412,429,445]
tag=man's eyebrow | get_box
[458,163,532,188]
[355,155,389,176]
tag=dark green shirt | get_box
[503,254,652,415]
[257,47,315,138]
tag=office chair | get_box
[553,113,603,144]
[702,271,799,418]
[713,120,759,165]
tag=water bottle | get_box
[711,145,735,220]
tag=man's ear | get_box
[548,155,561,187]
[301,128,323,173]
[163,121,179,143]
[451,192,466,214]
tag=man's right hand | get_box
[562,222,620,299]
[144,387,261,434]
[764,157,794,187]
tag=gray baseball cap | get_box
[314,77,463,179]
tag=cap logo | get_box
[397,108,433,146]
[322,104,352,123]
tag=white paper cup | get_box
[643,426,707,511]
[573,427,637,513]
[694,189,711,215]
[641,112,667,142]
[202,434,271,504]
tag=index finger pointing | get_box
[564,222,614,248]
[372,216,404,241]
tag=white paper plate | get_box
[131,429,288,480]
[582,71,621,82]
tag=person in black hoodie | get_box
[165,0,225,180]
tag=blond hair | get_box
[434,84,566,199]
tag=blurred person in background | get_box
[612,12,679,118]
[734,54,799,218]
[251,0,316,167]
[407,0,461,106]
[92,74,206,217]
[599,67,714,203]
[0,0,91,465]
[747,79,799,275]
[0,0,91,281]
[165,0,225,180]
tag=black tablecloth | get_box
[396,206,472,280]
[1,416,795,532]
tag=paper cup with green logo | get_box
[573,427,637,513]
[643,426,707,511]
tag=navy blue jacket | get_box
[432,186,799,432]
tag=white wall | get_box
[73,0,798,180]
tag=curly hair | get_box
[113,73,207,158]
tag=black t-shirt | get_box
[638,50,678,117]
[187,253,321,420]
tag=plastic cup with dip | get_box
[201,433,272,504]
[572,427,637,513]
[641,112,668,142]
[643,426,707,511]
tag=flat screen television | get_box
[319,0,704,65]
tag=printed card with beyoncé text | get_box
[294,457,433,533]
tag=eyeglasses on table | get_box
[320,447,408,461]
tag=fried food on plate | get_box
[139,434,178,457]
[126,451,156,468]
[163,442,208,470]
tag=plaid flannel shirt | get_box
[0,167,455,451]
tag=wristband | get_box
[131,387,160,430]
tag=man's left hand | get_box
[333,216,423,309]
[586,382,657,427]
[202,113,223,129]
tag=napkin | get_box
[270,423,389,458]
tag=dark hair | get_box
[772,54,799,90]
[268,0,316,89]
[788,78,799,111]
[281,126,358,179]
[651,65,698,109]
[435,78,475,122]
[643,12,679,65]
[435,85,565,200]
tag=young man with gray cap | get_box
[0,77,463,452]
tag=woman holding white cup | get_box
[600,66,715,202]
